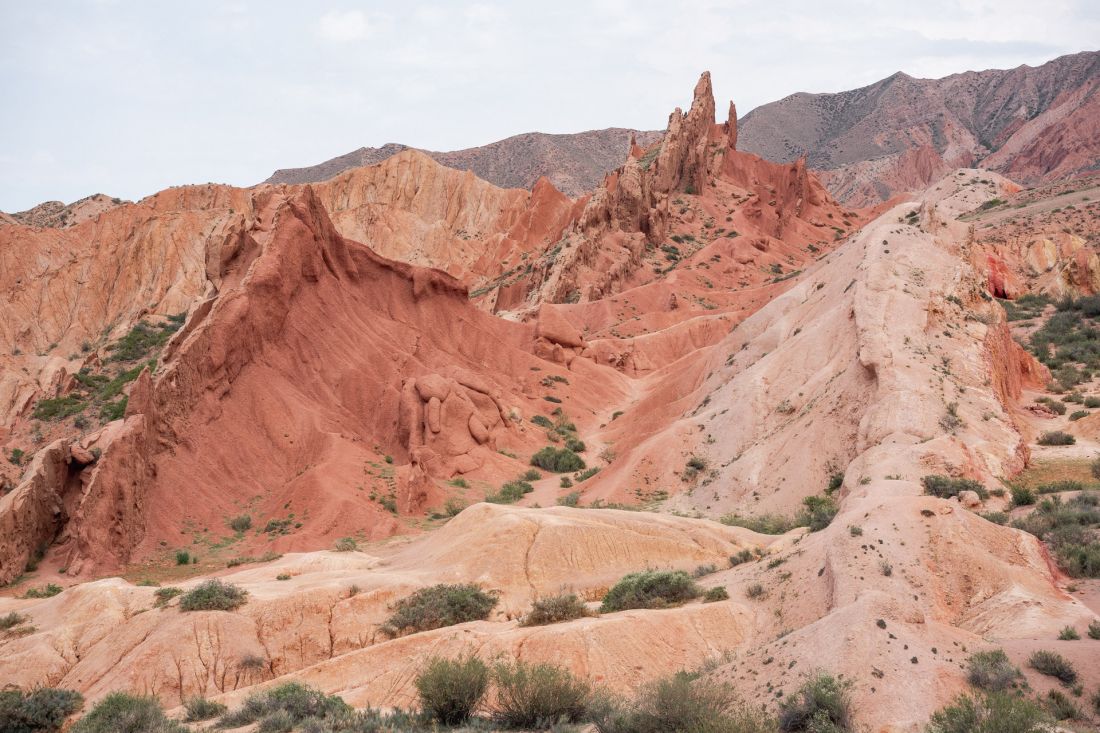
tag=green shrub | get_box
[1029,650,1077,684]
[531,415,553,428]
[746,583,765,599]
[564,437,586,453]
[1037,431,1075,446]
[32,396,87,421]
[0,687,83,733]
[415,656,489,725]
[703,586,730,602]
[799,495,838,531]
[588,671,774,733]
[1089,620,1100,639]
[1057,625,1079,640]
[922,475,988,500]
[333,537,358,552]
[174,550,191,565]
[217,682,351,729]
[966,649,1021,692]
[1010,485,1036,507]
[70,692,185,733]
[559,476,573,489]
[1069,410,1090,421]
[1011,494,1100,577]
[383,584,497,637]
[521,593,590,626]
[778,673,853,732]
[183,697,226,722]
[99,397,127,422]
[1036,397,1067,415]
[9,448,24,466]
[0,611,27,630]
[1086,396,1100,408]
[179,580,248,612]
[600,570,699,612]
[153,587,182,606]
[926,692,1050,733]
[1044,689,1080,720]
[720,513,799,534]
[486,480,533,504]
[23,584,62,599]
[574,467,600,482]
[228,515,252,532]
[521,469,542,481]
[490,659,590,727]
[531,446,585,473]
[557,491,580,507]
[729,549,756,566]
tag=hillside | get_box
[264,128,663,197]
[738,50,1100,205]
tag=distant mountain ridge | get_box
[264,128,663,197]
[736,50,1100,204]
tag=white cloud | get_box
[317,9,371,42]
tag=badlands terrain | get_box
[1,67,1100,733]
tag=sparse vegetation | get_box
[415,656,489,725]
[1011,493,1100,577]
[1029,650,1077,684]
[383,583,497,637]
[520,593,590,626]
[333,537,358,552]
[0,687,83,733]
[153,587,183,606]
[966,649,1021,692]
[70,692,185,733]
[228,514,252,532]
[178,579,248,612]
[490,659,591,727]
[588,671,774,733]
[486,479,534,504]
[778,673,853,732]
[23,584,62,599]
[183,696,226,722]
[1037,431,1075,446]
[216,682,353,730]
[599,570,700,612]
[922,475,988,500]
[531,446,586,473]
[926,692,1050,733]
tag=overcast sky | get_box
[1,1,1096,212]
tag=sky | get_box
[0,1,1097,212]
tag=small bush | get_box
[333,537,358,552]
[1069,410,1090,421]
[966,649,1021,692]
[183,697,226,722]
[70,692,185,733]
[1044,689,1080,720]
[486,480,533,504]
[600,570,699,612]
[721,513,799,534]
[1057,625,1079,640]
[1029,650,1077,684]
[557,491,580,507]
[23,584,62,599]
[799,495,838,531]
[922,475,988,500]
[729,549,756,566]
[1088,619,1100,639]
[1037,431,1075,446]
[228,515,252,532]
[491,659,591,727]
[686,456,707,471]
[1086,396,1100,408]
[531,446,586,473]
[746,583,765,599]
[1010,485,1036,507]
[415,656,489,725]
[926,692,1050,733]
[704,586,729,602]
[0,611,28,630]
[778,673,853,732]
[383,584,497,637]
[217,682,350,729]
[179,580,248,612]
[531,415,553,428]
[1036,398,1067,415]
[174,550,191,566]
[153,587,183,606]
[588,672,774,733]
[0,687,83,733]
[521,469,542,481]
[559,476,573,489]
[521,593,590,627]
